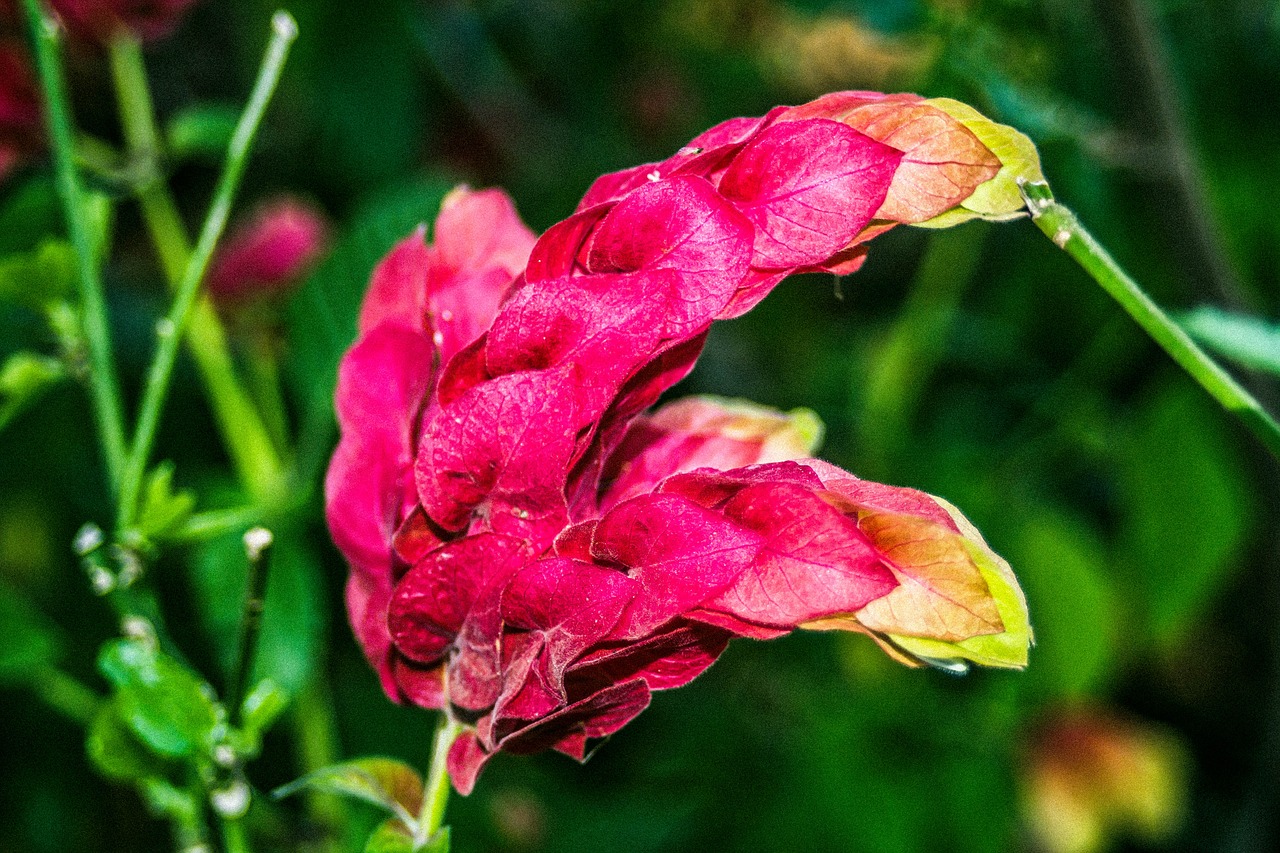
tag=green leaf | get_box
[166,104,241,162]
[86,699,170,782]
[0,580,62,683]
[238,678,289,751]
[364,818,415,853]
[924,98,1044,220]
[1116,380,1255,647]
[191,527,327,696]
[420,826,450,853]
[275,757,425,828]
[0,351,68,432]
[97,639,221,760]
[0,177,61,254]
[0,240,76,312]
[135,462,197,542]
[1007,512,1118,701]
[1180,306,1280,376]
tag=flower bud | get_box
[206,197,329,305]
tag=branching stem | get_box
[116,13,298,532]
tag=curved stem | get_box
[416,715,463,848]
[116,13,298,531]
[21,0,129,489]
[1019,179,1280,461]
[108,32,287,509]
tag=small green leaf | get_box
[1180,306,1280,376]
[80,191,115,265]
[0,177,61,254]
[0,240,77,311]
[0,580,62,683]
[0,349,68,462]
[364,818,416,853]
[924,98,1044,220]
[420,826,450,853]
[274,757,425,826]
[166,104,241,161]
[86,699,170,782]
[97,638,221,760]
[138,778,203,823]
[238,678,289,747]
[136,462,197,542]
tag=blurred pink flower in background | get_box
[206,196,329,305]
[0,38,41,183]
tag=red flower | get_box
[0,38,41,182]
[206,196,329,305]
[326,93,1033,794]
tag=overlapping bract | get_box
[326,92,1033,794]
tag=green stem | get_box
[415,715,462,848]
[21,0,129,489]
[228,527,272,725]
[1019,179,1280,461]
[31,667,103,726]
[116,13,298,532]
[243,329,292,454]
[107,31,287,508]
[221,816,251,853]
[291,679,345,851]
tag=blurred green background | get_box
[3,0,1280,851]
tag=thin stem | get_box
[21,0,129,489]
[228,527,273,725]
[116,13,298,532]
[1019,179,1280,461]
[221,816,251,853]
[107,28,287,509]
[291,680,345,852]
[415,715,462,848]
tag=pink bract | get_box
[326,93,1029,794]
